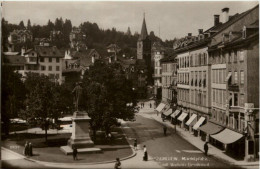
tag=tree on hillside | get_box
[1,66,26,136]
[22,73,65,142]
[82,60,137,139]
[27,19,31,30]
[19,21,25,29]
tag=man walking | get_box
[73,147,78,160]
[134,139,137,151]
[204,142,209,156]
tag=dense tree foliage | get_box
[82,60,137,139]
[21,73,67,142]
[1,66,26,135]
[1,18,172,58]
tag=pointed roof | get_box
[139,14,148,40]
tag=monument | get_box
[60,82,101,155]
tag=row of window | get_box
[210,50,245,65]
[190,90,207,107]
[212,89,226,107]
[177,73,189,85]
[162,63,176,73]
[190,71,206,87]
[178,89,189,102]
[178,53,208,68]
[162,76,173,86]
[40,57,60,63]
[212,69,226,84]
[228,70,244,85]
[41,66,60,71]
[211,109,245,132]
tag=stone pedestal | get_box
[60,111,101,154]
[67,111,94,148]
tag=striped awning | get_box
[156,103,166,112]
[185,114,197,126]
[171,110,181,118]
[193,117,206,130]
[210,128,243,144]
[163,109,173,117]
[177,112,188,122]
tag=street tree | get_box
[23,73,65,142]
[82,60,137,139]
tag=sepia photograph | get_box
[1,1,259,169]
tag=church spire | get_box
[139,13,148,40]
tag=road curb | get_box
[2,134,137,168]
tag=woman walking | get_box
[143,145,148,161]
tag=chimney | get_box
[214,15,220,26]
[198,29,203,35]
[222,8,229,23]
[188,33,192,36]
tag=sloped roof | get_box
[206,5,259,37]
[139,17,148,40]
[35,45,63,58]
[3,54,26,65]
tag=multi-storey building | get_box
[207,5,259,161]
[3,43,64,84]
[173,5,259,161]
[157,56,177,119]
[152,42,165,97]
[62,49,100,84]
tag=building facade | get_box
[3,43,64,84]
[152,42,165,96]
[208,5,259,160]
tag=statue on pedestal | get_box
[72,82,83,111]
[60,82,101,155]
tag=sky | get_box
[2,1,259,40]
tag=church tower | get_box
[137,14,151,64]
[137,14,152,85]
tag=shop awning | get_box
[198,121,224,135]
[163,108,173,117]
[177,112,188,122]
[210,128,244,144]
[185,114,197,126]
[193,117,206,130]
[156,103,166,112]
[225,72,232,82]
[171,110,181,118]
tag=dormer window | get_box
[242,26,246,39]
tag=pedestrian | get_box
[134,139,137,151]
[143,145,148,161]
[163,126,167,136]
[23,141,29,156]
[204,142,209,156]
[28,142,33,156]
[114,157,121,169]
[73,147,78,160]
[150,102,152,108]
